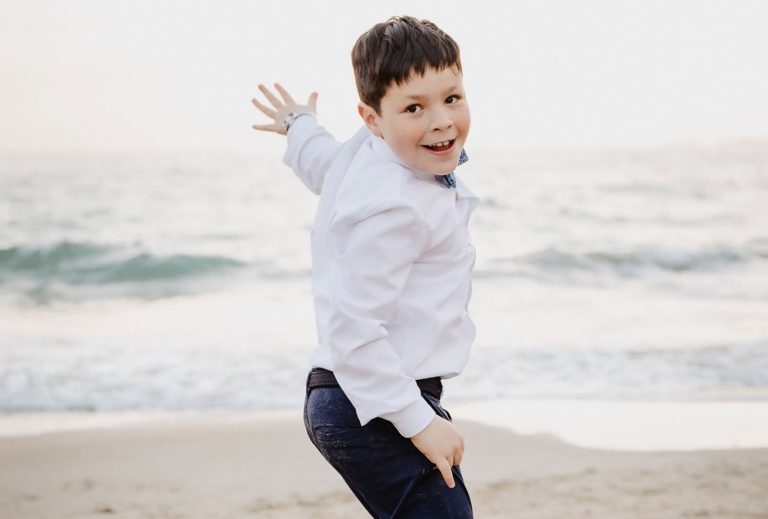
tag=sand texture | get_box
[1,416,767,518]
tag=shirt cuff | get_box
[285,111,317,137]
[384,396,437,438]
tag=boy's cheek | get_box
[459,107,471,133]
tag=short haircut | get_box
[351,15,463,115]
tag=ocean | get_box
[1,144,767,416]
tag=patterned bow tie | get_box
[434,148,469,189]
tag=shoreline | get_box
[2,397,768,451]
[450,397,768,451]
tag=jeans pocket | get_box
[306,387,365,444]
[312,424,365,446]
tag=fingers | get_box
[436,459,455,489]
[251,123,283,134]
[308,91,318,113]
[253,82,317,115]
[258,83,283,109]
[274,82,295,106]
[251,97,277,119]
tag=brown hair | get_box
[351,15,463,115]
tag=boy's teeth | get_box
[428,140,451,147]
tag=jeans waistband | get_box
[306,367,443,400]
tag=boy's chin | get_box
[425,164,459,176]
[422,154,461,175]
[400,147,462,175]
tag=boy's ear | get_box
[358,102,383,138]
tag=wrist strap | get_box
[283,111,315,133]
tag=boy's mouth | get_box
[422,139,456,154]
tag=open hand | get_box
[410,416,465,489]
[251,83,318,135]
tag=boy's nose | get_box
[431,107,453,131]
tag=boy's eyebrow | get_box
[404,85,461,100]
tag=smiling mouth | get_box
[422,139,456,154]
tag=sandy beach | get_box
[1,409,767,519]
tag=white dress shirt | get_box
[282,115,479,438]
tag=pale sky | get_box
[1,0,767,154]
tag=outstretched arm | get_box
[251,83,342,195]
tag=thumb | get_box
[436,459,455,489]
[308,91,319,113]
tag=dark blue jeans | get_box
[303,372,474,518]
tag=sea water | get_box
[1,144,767,417]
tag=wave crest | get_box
[0,241,246,284]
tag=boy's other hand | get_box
[410,416,465,489]
[251,83,318,135]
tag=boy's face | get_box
[359,65,470,175]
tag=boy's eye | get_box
[446,95,460,103]
[406,104,421,113]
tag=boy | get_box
[251,15,477,518]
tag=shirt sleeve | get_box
[325,202,437,438]
[281,114,343,195]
